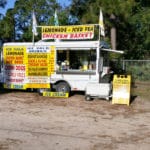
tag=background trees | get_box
[0,0,69,42]
[69,0,150,59]
[0,0,149,59]
[0,0,6,8]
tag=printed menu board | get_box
[3,45,55,89]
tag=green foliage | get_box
[70,0,150,59]
[125,61,150,81]
[0,0,149,59]
[0,0,7,22]
[0,8,15,41]
[0,0,69,42]
[0,0,7,8]
[12,0,60,41]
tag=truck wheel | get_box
[85,95,92,101]
[55,82,70,93]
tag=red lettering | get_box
[16,66,25,71]
[7,72,16,77]
[5,65,15,70]
[16,73,25,77]
[42,33,68,39]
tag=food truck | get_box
[0,24,123,99]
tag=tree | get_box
[0,0,70,42]
[0,0,149,59]
[11,0,57,41]
[0,0,6,8]
[69,0,150,59]
[0,8,15,42]
[0,0,7,19]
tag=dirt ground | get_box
[0,86,150,150]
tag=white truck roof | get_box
[3,41,99,49]
[3,40,123,53]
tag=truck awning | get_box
[101,48,124,54]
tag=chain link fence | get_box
[111,60,150,82]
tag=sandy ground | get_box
[0,89,150,150]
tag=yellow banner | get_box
[43,92,69,98]
[42,25,94,40]
[26,83,50,89]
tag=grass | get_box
[131,81,150,100]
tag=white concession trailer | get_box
[0,40,123,100]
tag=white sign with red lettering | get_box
[4,64,26,84]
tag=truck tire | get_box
[55,82,70,93]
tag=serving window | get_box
[56,49,96,72]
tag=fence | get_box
[112,60,150,82]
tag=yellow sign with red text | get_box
[3,45,55,89]
[42,25,94,40]
[3,46,26,65]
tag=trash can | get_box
[112,74,131,106]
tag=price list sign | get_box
[3,46,26,89]
[26,46,55,88]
